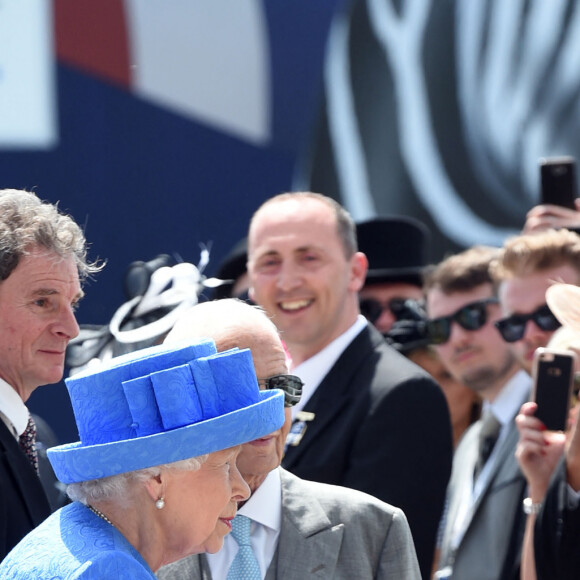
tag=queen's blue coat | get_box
[0,502,155,579]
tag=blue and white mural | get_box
[309,0,580,251]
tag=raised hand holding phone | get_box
[523,157,580,233]
[540,156,578,210]
[531,347,576,432]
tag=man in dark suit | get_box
[157,298,421,580]
[0,189,100,560]
[356,216,482,449]
[245,192,453,579]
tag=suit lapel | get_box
[0,419,50,524]
[273,469,343,578]
[198,554,212,580]
[472,388,530,510]
[447,389,529,535]
[470,418,525,516]
[442,425,478,548]
[283,326,378,468]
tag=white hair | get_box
[66,455,208,505]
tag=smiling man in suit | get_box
[157,298,421,579]
[0,189,101,560]
[242,192,452,579]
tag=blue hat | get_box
[48,340,285,484]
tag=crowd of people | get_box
[1,187,580,579]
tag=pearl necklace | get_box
[88,504,113,526]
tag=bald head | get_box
[165,298,289,377]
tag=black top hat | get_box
[212,237,248,300]
[356,216,430,287]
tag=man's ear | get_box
[248,286,256,302]
[349,251,368,292]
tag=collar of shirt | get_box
[291,315,367,419]
[207,468,283,579]
[238,467,283,531]
[483,369,532,428]
[0,376,29,437]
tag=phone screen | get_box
[532,349,575,431]
[540,157,577,209]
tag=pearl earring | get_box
[155,497,165,510]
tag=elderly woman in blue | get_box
[0,340,285,579]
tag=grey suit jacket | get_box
[437,390,529,580]
[157,468,421,580]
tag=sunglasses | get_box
[427,298,499,345]
[258,374,304,407]
[359,297,407,324]
[494,304,561,343]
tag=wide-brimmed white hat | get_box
[48,340,285,484]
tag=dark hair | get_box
[423,246,499,294]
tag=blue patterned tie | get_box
[227,515,261,580]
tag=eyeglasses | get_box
[426,298,499,345]
[359,297,407,324]
[258,374,303,407]
[494,304,561,343]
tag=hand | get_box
[522,200,580,234]
[515,402,566,501]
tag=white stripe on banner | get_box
[126,0,271,145]
[0,0,56,149]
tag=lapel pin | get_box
[285,412,316,448]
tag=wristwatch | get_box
[523,497,543,515]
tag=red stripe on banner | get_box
[53,0,131,88]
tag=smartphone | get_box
[539,156,578,209]
[531,348,576,431]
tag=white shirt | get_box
[291,315,367,420]
[207,468,283,580]
[0,376,29,438]
[449,369,531,550]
